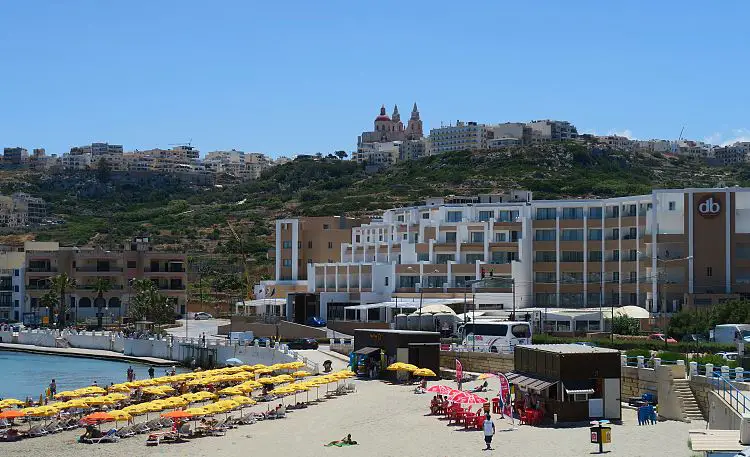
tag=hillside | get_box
[1,143,747,259]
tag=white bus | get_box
[459,320,532,353]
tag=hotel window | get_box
[535,229,556,241]
[625,227,637,240]
[328,242,333,249]
[707,267,713,277]
[298,241,302,249]
[422,212,430,219]
[589,250,603,262]
[561,251,584,262]
[470,232,484,243]
[561,229,584,241]
[498,210,519,222]
[478,211,494,222]
[562,207,583,220]
[417,253,430,262]
[612,272,619,282]
[588,272,602,283]
[384,277,389,286]
[561,272,584,283]
[534,251,556,262]
[127,260,136,269]
[446,211,462,222]
[609,206,619,218]
[355,235,360,243]
[535,272,556,283]
[397,215,405,222]
[536,208,556,220]
[628,249,638,261]
[436,254,455,264]
[323,224,329,230]
[612,250,620,261]
[466,254,483,264]
[668,201,676,211]
[308,241,313,248]
[629,271,637,283]
[282,259,292,267]
[282,241,292,249]
[588,229,602,241]
[494,232,507,242]
[491,251,517,264]
[589,207,603,218]
[445,232,457,243]
[611,228,619,240]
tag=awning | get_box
[564,380,595,395]
[353,347,381,356]
[505,372,557,391]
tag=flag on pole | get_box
[455,359,463,383]
[497,373,513,418]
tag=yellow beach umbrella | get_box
[184,407,210,416]
[291,371,311,378]
[218,387,244,396]
[84,386,107,395]
[413,368,437,378]
[0,399,25,408]
[108,410,132,422]
[108,384,131,393]
[54,391,79,399]
[230,396,256,406]
[386,363,405,371]
[106,393,129,401]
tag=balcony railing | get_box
[28,267,57,273]
[144,267,186,273]
[158,285,186,290]
[76,284,125,290]
[75,267,123,273]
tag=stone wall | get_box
[689,375,712,419]
[440,350,514,374]
[218,320,327,340]
[621,365,658,400]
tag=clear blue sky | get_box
[1,1,748,157]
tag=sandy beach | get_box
[2,376,701,457]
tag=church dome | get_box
[375,104,390,122]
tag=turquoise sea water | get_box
[0,351,181,400]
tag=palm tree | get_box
[93,278,111,329]
[50,273,76,329]
[40,290,57,328]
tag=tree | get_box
[40,290,58,328]
[49,273,76,329]
[334,150,348,160]
[93,278,111,329]
[96,158,112,183]
[127,279,174,325]
[611,315,640,336]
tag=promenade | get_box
[0,342,175,366]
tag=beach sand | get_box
[3,378,701,457]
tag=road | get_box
[165,318,229,340]
[295,345,349,371]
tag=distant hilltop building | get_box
[0,192,47,228]
[70,142,123,156]
[355,103,427,166]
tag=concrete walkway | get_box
[0,342,175,366]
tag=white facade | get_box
[429,121,487,154]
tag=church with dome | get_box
[355,104,426,166]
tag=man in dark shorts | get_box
[483,413,495,450]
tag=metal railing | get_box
[712,372,750,415]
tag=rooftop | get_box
[517,344,620,355]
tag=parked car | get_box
[255,337,273,347]
[681,334,708,343]
[648,333,677,344]
[194,312,213,320]
[716,352,739,361]
[287,338,319,350]
[306,316,327,327]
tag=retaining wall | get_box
[441,350,514,374]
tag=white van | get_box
[713,324,750,345]
[459,320,532,353]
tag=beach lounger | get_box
[205,426,226,437]
[45,420,64,434]
[159,418,173,428]
[163,423,192,441]
[82,429,119,444]
[236,414,256,425]
[28,425,48,437]
[116,426,136,438]
[133,422,151,434]
[0,419,10,430]
[345,382,356,393]
[146,419,163,430]
[62,418,80,430]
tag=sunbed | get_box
[82,429,119,444]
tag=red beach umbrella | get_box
[449,391,487,404]
[427,385,458,396]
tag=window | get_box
[625,227,637,240]
[494,232,507,242]
[589,207,602,219]
[498,210,519,222]
[535,272,556,283]
[561,272,584,283]
[535,251,556,262]
[612,272,619,282]
[668,201,676,211]
[478,211,494,222]
[282,241,292,249]
[445,232,457,243]
[463,323,508,337]
[561,251,584,262]
[562,207,583,220]
[511,324,531,338]
[465,254,483,264]
[589,250,603,262]
[628,249,638,261]
[610,206,619,218]
[298,241,302,249]
[707,267,713,277]
[470,232,484,243]
[127,260,136,269]
[535,293,556,306]
[612,249,620,261]
[399,276,419,288]
[14,285,19,292]
[611,228,619,240]
[436,254,455,264]
[355,235,360,243]
[384,277,389,286]
[536,208,556,220]
[561,229,584,241]
[588,229,602,241]
[328,242,333,249]
[491,251,517,264]
[535,229,556,241]
[446,211,462,222]
[588,272,602,283]
[417,253,429,262]
[422,212,430,219]
[397,215,405,222]
[282,259,292,267]
[629,271,637,283]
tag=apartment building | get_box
[22,238,188,324]
[262,187,750,321]
[70,143,124,156]
[0,193,47,227]
[713,143,750,166]
[429,121,487,154]
[2,147,29,166]
[0,251,25,321]
[528,120,578,142]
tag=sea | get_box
[0,350,183,400]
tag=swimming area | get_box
[0,350,184,400]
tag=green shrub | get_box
[625,349,651,358]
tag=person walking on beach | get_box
[483,414,495,451]
[49,379,57,397]
[148,366,155,379]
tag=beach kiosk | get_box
[353,329,440,376]
[508,344,621,422]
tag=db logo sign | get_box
[697,196,721,218]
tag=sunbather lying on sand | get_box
[325,434,358,447]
